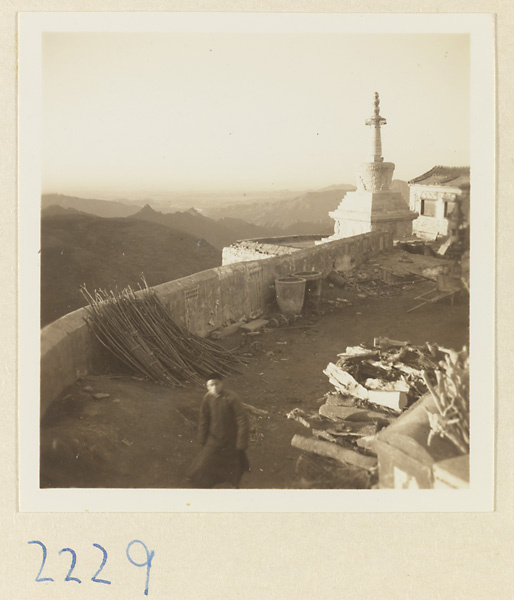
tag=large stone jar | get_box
[275,276,306,315]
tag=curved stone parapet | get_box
[356,161,395,192]
[40,231,393,415]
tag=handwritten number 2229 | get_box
[27,540,154,596]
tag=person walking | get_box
[187,374,250,488]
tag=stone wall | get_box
[323,189,415,241]
[40,230,393,415]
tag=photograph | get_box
[17,13,494,511]
[7,5,514,599]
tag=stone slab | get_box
[239,319,269,332]
[210,322,241,339]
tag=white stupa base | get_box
[319,190,417,242]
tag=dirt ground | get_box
[40,249,469,489]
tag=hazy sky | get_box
[42,32,469,196]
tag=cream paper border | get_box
[5,4,514,599]
[18,12,494,515]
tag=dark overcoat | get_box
[188,389,249,488]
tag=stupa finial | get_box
[365,92,387,162]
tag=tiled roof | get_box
[408,166,470,187]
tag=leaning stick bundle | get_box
[81,281,246,386]
[423,346,470,454]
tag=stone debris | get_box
[266,313,301,328]
[92,393,110,400]
[335,299,352,308]
[327,271,347,287]
[242,403,270,417]
[286,408,312,428]
[209,322,241,339]
[327,268,405,298]
[83,386,93,392]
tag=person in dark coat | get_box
[187,374,250,488]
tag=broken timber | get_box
[407,275,463,313]
[319,404,393,424]
[323,363,369,400]
[291,434,377,470]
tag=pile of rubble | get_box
[288,337,448,488]
[326,266,423,299]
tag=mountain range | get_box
[205,181,410,230]
[41,180,410,325]
[41,212,221,326]
[42,193,141,218]
[128,204,280,250]
[203,184,357,230]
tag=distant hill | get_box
[205,185,356,230]
[212,217,282,241]
[130,204,278,250]
[281,222,333,236]
[41,212,220,326]
[42,194,141,218]
[42,204,85,217]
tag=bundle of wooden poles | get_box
[81,282,246,386]
[423,346,470,454]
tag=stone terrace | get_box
[40,249,469,489]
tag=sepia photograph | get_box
[7,3,514,599]
[18,12,494,511]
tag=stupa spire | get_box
[365,92,387,163]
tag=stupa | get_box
[322,92,416,241]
